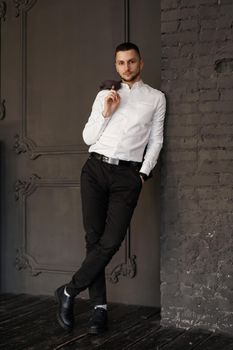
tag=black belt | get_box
[89,152,141,169]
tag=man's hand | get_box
[140,175,145,184]
[102,86,121,118]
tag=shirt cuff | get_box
[139,163,152,176]
[101,112,111,120]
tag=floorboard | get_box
[161,328,212,350]
[0,293,233,350]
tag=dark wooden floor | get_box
[1,294,233,350]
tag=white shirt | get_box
[83,80,166,176]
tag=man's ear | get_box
[140,59,144,70]
[115,62,119,74]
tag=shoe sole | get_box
[54,290,73,332]
[88,326,108,335]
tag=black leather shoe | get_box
[88,308,108,335]
[55,285,74,331]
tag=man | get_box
[55,42,166,334]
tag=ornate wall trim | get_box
[0,1,6,20]
[14,0,137,284]
[15,174,81,276]
[106,0,137,284]
[13,0,87,158]
[0,1,6,120]
[124,0,130,42]
[14,134,87,160]
[13,0,37,17]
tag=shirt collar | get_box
[121,79,144,90]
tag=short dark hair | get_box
[115,42,141,59]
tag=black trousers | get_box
[66,157,142,305]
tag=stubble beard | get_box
[119,69,141,84]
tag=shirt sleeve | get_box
[82,91,110,146]
[140,92,166,176]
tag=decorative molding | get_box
[14,134,87,159]
[0,2,6,120]
[14,0,87,158]
[106,0,137,285]
[0,99,5,120]
[15,173,40,200]
[13,0,37,17]
[124,0,130,42]
[107,225,137,284]
[108,255,136,284]
[0,1,6,20]
[15,247,41,276]
[15,175,81,276]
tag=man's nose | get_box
[124,62,130,70]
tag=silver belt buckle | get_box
[103,156,119,165]
[110,157,119,165]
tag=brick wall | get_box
[160,0,233,334]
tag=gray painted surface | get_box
[161,0,233,334]
[0,0,161,306]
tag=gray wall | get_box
[160,0,233,334]
[0,0,161,307]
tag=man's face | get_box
[115,49,144,85]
